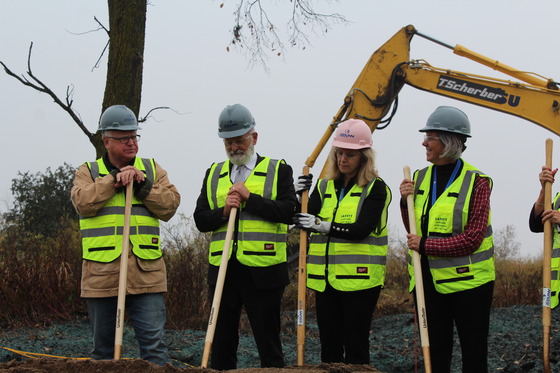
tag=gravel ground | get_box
[0,305,559,372]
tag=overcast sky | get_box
[1,1,559,257]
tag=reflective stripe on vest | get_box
[79,157,161,262]
[409,160,495,294]
[549,193,560,308]
[206,157,288,267]
[307,178,391,292]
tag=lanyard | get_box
[431,159,462,205]
[338,187,346,202]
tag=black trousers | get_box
[209,262,286,370]
[417,267,494,373]
[315,284,381,364]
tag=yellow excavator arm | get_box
[306,24,560,171]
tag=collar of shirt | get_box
[335,175,357,191]
[231,153,257,182]
[103,153,135,171]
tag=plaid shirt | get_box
[401,175,491,257]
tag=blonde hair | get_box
[323,147,378,187]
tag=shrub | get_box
[493,256,542,307]
[3,163,77,237]
[0,217,83,326]
[377,243,414,316]
[162,214,211,330]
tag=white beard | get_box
[227,143,254,166]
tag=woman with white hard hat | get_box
[293,118,391,364]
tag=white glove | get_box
[293,213,331,234]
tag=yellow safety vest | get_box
[307,178,391,292]
[206,157,288,267]
[550,193,560,308]
[409,160,495,294]
[79,157,161,263]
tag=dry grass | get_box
[493,256,542,307]
[0,217,83,326]
[0,219,548,330]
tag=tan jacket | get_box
[71,160,180,298]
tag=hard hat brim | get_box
[218,127,252,139]
[418,127,471,137]
[331,141,371,150]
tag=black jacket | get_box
[194,154,296,289]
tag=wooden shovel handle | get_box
[543,138,553,373]
[114,182,134,360]
[201,207,237,368]
[296,166,310,366]
[403,166,432,373]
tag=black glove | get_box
[295,174,313,195]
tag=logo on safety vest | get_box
[357,267,368,274]
[152,238,159,244]
[264,243,274,250]
[456,266,470,274]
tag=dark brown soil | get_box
[0,360,383,373]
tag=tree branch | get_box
[94,16,110,35]
[0,42,93,141]
[287,0,346,48]
[225,0,347,71]
[92,17,110,71]
[138,106,171,123]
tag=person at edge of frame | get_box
[529,166,560,309]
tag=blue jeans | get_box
[86,293,168,365]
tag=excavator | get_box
[304,24,560,171]
[296,24,560,372]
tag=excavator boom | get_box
[404,62,560,134]
[306,24,560,170]
[304,25,415,168]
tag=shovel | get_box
[114,181,133,359]
[201,207,237,368]
[403,166,432,373]
[542,138,553,373]
[296,166,310,365]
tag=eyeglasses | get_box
[106,134,141,144]
[224,133,253,147]
[423,135,440,142]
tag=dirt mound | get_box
[0,360,383,373]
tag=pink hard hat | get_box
[331,119,373,149]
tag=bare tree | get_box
[224,0,347,71]
[494,224,521,260]
[0,0,148,158]
[1,1,345,156]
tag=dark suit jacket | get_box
[194,154,296,289]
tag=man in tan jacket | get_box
[71,105,180,365]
